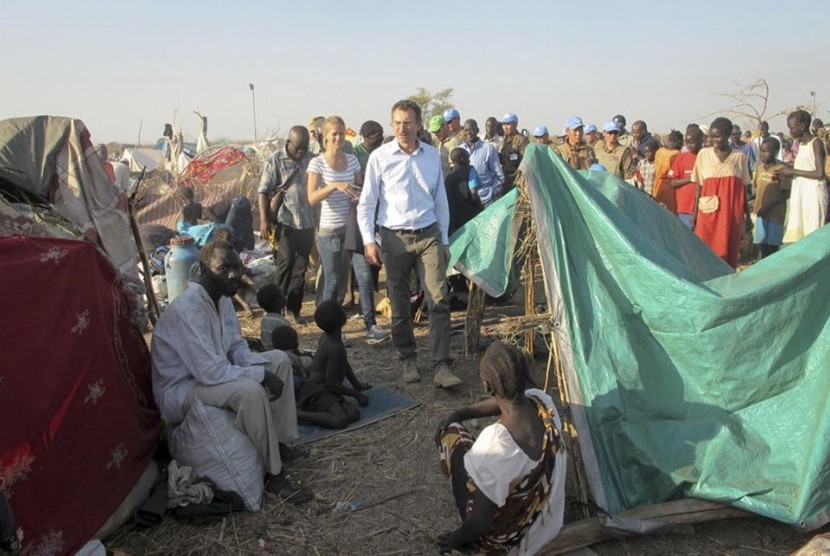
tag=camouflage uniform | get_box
[548,136,566,149]
[499,133,529,191]
[444,131,462,156]
[435,132,461,176]
[593,142,636,179]
[554,141,596,170]
[618,131,635,150]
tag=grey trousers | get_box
[380,225,452,369]
[186,350,298,476]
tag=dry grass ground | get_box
[110,286,828,555]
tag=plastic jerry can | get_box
[164,235,199,303]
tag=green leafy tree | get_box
[408,87,455,120]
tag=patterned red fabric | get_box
[0,236,161,555]
[179,146,246,186]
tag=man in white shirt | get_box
[357,99,463,389]
[483,116,503,149]
[151,240,310,502]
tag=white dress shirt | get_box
[357,139,450,245]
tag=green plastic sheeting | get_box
[452,143,830,529]
[448,188,519,297]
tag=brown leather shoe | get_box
[402,359,421,383]
[434,364,463,388]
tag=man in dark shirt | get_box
[631,120,661,162]
[257,127,314,323]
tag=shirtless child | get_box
[271,325,313,396]
[296,300,371,429]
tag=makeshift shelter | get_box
[0,116,162,554]
[133,145,261,231]
[121,147,165,174]
[450,144,830,541]
[0,115,146,322]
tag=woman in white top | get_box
[434,342,566,555]
[308,116,388,343]
[779,109,828,242]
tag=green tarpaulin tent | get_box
[450,143,830,530]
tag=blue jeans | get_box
[318,228,378,329]
[317,227,348,304]
[351,252,377,329]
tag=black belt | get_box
[381,223,437,235]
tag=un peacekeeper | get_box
[554,116,596,170]
[584,124,602,147]
[531,126,551,146]
[498,112,528,192]
[444,108,466,143]
[593,121,636,179]
[429,114,453,177]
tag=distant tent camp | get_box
[450,144,830,532]
[122,147,165,173]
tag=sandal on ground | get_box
[279,443,308,463]
[266,472,312,504]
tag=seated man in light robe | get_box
[151,239,310,503]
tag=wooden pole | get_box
[524,251,536,355]
[465,282,485,356]
[127,170,160,326]
[539,498,749,555]
[551,330,593,520]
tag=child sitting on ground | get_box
[178,186,202,222]
[296,300,372,429]
[181,200,202,227]
[271,325,314,396]
[177,187,211,243]
[258,284,290,350]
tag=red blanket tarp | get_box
[0,236,161,555]
[179,146,246,185]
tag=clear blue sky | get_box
[3,0,828,144]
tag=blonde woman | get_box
[308,116,388,344]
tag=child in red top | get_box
[668,125,704,229]
[652,131,683,213]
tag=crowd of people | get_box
[448,108,828,267]
[146,99,827,554]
